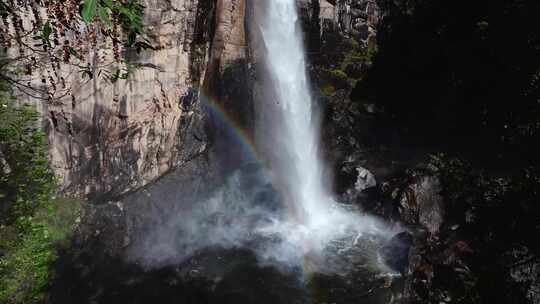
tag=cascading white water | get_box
[260,0,333,229]
[260,1,325,220]
[132,0,395,272]
[256,0,393,261]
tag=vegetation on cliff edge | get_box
[0,82,80,304]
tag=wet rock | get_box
[355,166,377,192]
[335,0,380,43]
[401,227,481,304]
[380,232,413,274]
[180,88,198,111]
[76,201,128,258]
[398,175,444,236]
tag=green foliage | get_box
[81,0,98,23]
[0,86,81,303]
[110,59,137,83]
[0,198,81,304]
[80,0,147,48]
[40,22,52,46]
[319,68,349,96]
[98,6,112,27]
[0,102,56,225]
[112,0,144,46]
[476,21,489,32]
[318,38,378,96]
[320,83,337,96]
[329,69,348,82]
[341,43,378,71]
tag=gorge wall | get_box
[9,2,539,303]
[22,0,215,199]
[18,0,379,200]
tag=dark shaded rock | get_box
[380,232,413,274]
[180,88,198,111]
[50,247,309,304]
[398,175,444,236]
[335,0,380,42]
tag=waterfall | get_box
[260,0,332,229]
[132,0,393,271]
[256,0,393,262]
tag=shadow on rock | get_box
[49,245,308,304]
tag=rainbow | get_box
[198,89,260,164]
[197,88,323,287]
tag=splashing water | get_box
[260,0,328,228]
[131,0,396,275]
[257,0,388,260]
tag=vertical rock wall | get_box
[26,0,215,199]
[296,0,379,49]
[11,0,369,200]
[203,0,253,174]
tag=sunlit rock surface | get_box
[16,0,251,199]
[14,0,378,201]
[14,0,212,199]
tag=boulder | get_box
[355,166,377,191]
[399,175,444,236]
[380,231,413,274]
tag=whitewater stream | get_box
[255,0,395,266]
[94,1,402,303]
[128,0,396,275]
[261,0,328,225]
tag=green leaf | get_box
[41,21,52,45]
[98,6,112,27]
[110,69,121,83]
[68,47,78,56]
[81,0,98,23]
[103,0,114,9]
[127,31,136,46]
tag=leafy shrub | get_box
[0,100,55,225]
[317,38,378,95]
[0,88,81,303]
[320,83,337,96]
[320,69,350,95]
[417,153,540,303]
[0,198,81,304]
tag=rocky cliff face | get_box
[18,0,214,199]
[203,0,254,175]
[13,2,538,303]
[28,0,383,254]
[44,1,423,303]
[13,0,387,253]
[21,0,373,200]
[14,0,251,200]
[50,0,386,271]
